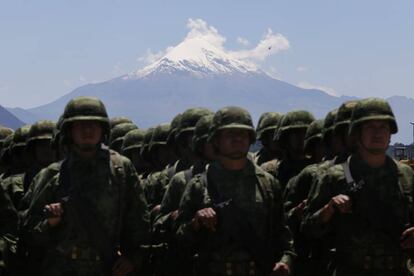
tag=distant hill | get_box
[6,36,413,143]
[0,105,25,129]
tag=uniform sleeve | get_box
[301,168,342,239]
[21,171,59,248]
[174,177,206,248]
[152,174,186,234]
[119,161,150,268]
[0,185,18,237]
[270,175,296,268]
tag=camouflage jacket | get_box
[175,159,295,271]
[0,185,18,237]
[304,154,414,258]
[23,148,150,267]
[153,161,208,233]
[1,173,24,209]
[252,148,277,166]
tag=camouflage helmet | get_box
[11,125,31,150]
[349,98,398,135]
[334,100,358,132]
[51,115,64,150]
[167,113,182,145]
[149,123,171,153]
[26,120,55,149]
[140,127,155,158]
[109,123,138,150]
[304,119,324,152]
[175,108,213,141]
[208,106,255,143]
[121,129,146,153]
[0,134,13,163]
[0,127,14,149]
[322,109,338,141]
[110,116,133,129]
[274,110,315,141]
[192,114,214,152]
[256,112,283,141]
[61,97,110,137]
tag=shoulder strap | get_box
[340,156,354,185]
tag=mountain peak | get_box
[126,37,260,79]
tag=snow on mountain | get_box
[127,37,260,79]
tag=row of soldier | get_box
[1,96,414,276]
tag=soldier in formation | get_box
[1,95,414,276]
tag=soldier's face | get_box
[359,120,391,154]
[215,128,250,160]
[34,140,56,167]
[70,121,103,149]
[287,128,306,153]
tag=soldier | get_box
[109,116,133,130]
[0,134,14,181]
[1,125,31,208]
[145,123,176,213]
[175,106,295,276]
[140,127,156,180]
[305,98,414,276]
[152,114,215,276]
[121,128,149,176]
[282,118,326,275]
[0,185,18,276]
[23,96,150,276]
[271,110,315,190]
[146,108,213,216]
[253,112,283,165]
[109,122,138,153]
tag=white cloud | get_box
[230,28,290,61]
[138,18,290,66]
[298,82,339,97]
[297,66,308,72]
[237,37,250,46]
[79,75,87,82]
[137,48,170,64]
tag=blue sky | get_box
[1,0,413,108]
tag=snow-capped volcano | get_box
[127,37,260,79]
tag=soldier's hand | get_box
[112,256,135,276]
[330,194,352,214]
[319,194,352,224]
[171,210,179,221]
[193,207,217,232]
[271,262,290,276]
[293,199,307,218]
[401,227,414,249]
[45,203,63,227]
[151,204,161,215]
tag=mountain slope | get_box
[6,36,413,143]
[0,105,25,129]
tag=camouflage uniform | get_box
[271,110,315,191]
[1,125,31,208]
[253,112,283,166]
[0,185,18,275]
[22,97,149,276]
[304,98,414,276]
[175,107,295,276]
[146,108,213,212]
[121,128,147,176]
